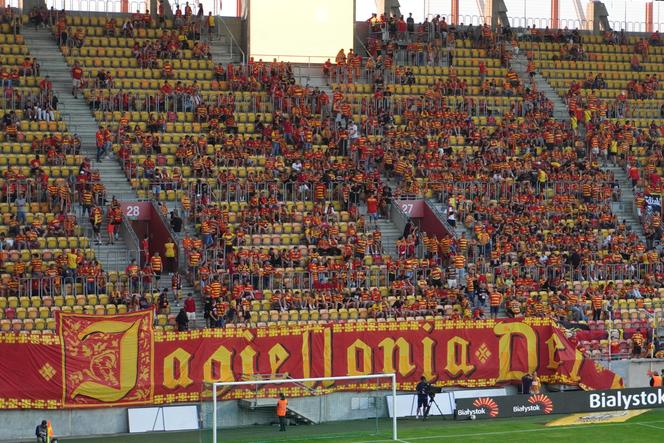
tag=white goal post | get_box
[211,373,398,442]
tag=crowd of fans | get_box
[1,7,663,357]
[541,30,664,266]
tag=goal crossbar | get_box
[211,373,398,442]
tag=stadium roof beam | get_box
[586,1,610,31]
[485,0,509,29]
[382,0,401,17]
[573,0,587,23]
[476,0,486,21]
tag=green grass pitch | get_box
[63,409,664,443]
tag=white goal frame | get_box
[211,373,398,442]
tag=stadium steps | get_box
[508,43,569,120]
[375,219,402,259]
[294,64,334,97]
[77,213,138,275]
[157,200,206,325]
[209,32,244,65]
[508,42,646,244]
[373,175,416,259]
[160,201,193,274]
[22,27,142,275]
[21,27,137,199]
[605,165,647,243]
[153,271,201,326]
[238,398,318,424]
[427,199,465,239]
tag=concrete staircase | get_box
[507,42,647,245]
[21,26,140,277]
[309,59,400,259]
[209,28,244,65]
[239,397,319,425]
[79,215,139,273]
[21,27,137,200]
[153,272,201,323]
[375,219,402,259]
[293,64,333,97]
[508,44,569,120]
[428,199,468,238]
[156,201,204,324]
[605,164,647,242]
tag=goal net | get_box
[199,374,398,442]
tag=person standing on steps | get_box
[184,293,196,323]
[141,234,150,265]
[95,126,111,162]
[164,238,176,272]
[90,204,103,245]
[108,197,122,244]
[176,307,188,331]
[206,12,215,39]
[171,272,182,305]
[150,252,163,282]
[71,61,83,99]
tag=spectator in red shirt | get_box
[39,75,52,92]
[184,293,197,323]
[160,81,173,95]
[71,62,83,98]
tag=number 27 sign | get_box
[394,200,425,218]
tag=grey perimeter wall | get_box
[1,360,662,442]
[0,391,390,441]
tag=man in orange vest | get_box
[276,393,288,432]
[649,370,663,387]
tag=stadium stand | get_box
[0,8,114,334]
[320,18,664,359]
[0,5,662,363]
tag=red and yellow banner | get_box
[0,313,622,409]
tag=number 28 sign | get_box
[119,202,152,221]
[125,205,140,218]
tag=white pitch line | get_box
[638,422,664,431]
[352,419,664,443]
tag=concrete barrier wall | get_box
[0,391,391,441]
[210,391,390,429]
[619,358,664,388]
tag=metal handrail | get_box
[120,212,141,265]
[250,53,332,66]
[388,202,409,238]
[150,199,184,272]
[218,15,245,64]
[354,34,375,64]
[424,199,458,239]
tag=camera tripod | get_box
[425,394,446,419]
[410,393,446,419]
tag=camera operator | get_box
[415,376,430,419]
